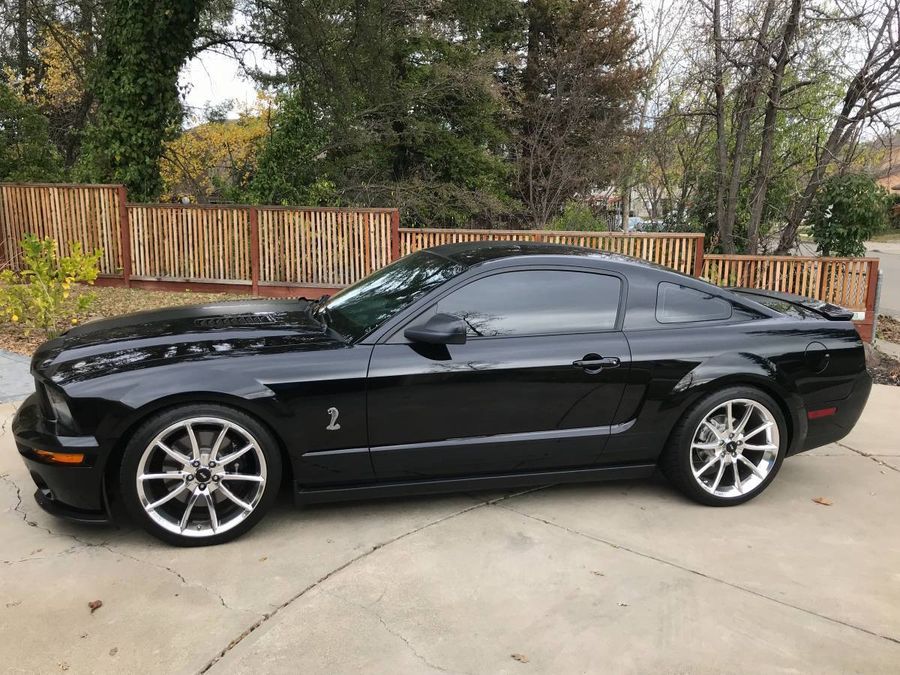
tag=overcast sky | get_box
[180,48,268,122]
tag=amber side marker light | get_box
[34,450,85,465]
[807,407,837,420]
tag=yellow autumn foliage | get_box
[3,24,87,110]
[161,97,272,203]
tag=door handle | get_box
[572,355,620,373]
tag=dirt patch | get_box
[866,342,900,387]
[877,314,900,343]
[0,285,240,357]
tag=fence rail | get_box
[0,182,881,340]
[400,228,704,276]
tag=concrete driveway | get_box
[2,387,899,674]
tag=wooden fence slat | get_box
[702,253,877,312]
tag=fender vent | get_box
[194,314,278,329]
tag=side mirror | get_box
[404,313,467,345]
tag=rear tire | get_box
[119,404,282,546]
[660,386,787,506]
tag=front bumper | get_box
[12,393,111,522]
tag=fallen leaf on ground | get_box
[511,654,529,663]
[88,600,103,613]
[812,497,833,506]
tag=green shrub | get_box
[548,201,607,232]
[808,174,890,256]
[0,235,102,338]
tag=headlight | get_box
[44,384,76,430]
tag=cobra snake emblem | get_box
[326,406,341,431]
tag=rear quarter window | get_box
[656,282,733,324]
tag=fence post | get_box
[249,206,260,295]
[872,268,883,344]
[862,259,880,343]
[692,235,705,278]
[117,186,131,288]
[390,209,400,261]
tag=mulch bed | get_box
[868,352,900,386]
[877,314,900,343]
[0,286,238,357]
[872,315,900,386]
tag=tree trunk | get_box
[711,0,730,251]
[620,185,631,231]
[722,0,775,253]
[747,0,802,254]
[17,0,29,95]
[776,116,851,253]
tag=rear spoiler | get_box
[728,287,856,321]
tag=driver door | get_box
[366,268,631,481]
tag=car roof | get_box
[427,239,669,273]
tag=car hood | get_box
[33,299,345,384]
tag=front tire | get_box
[119,404,282,546]
[660,387,787,506]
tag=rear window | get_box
[656,282,733,324]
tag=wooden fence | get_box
[0,182,882,340]
[400,228,705,276]
[258,207,396,287]
[0,183,124,275]
[702,254,880,340]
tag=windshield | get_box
[320,251,466,340]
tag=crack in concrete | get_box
[0,468,240,611]
[199,487,548,674]
[96,542,239,611]
[0,472,110,547]
[498,503,900,648]
[836,442,900,473]
[326,591,458,674]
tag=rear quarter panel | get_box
[612,318,867,463]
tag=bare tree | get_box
[776,0,900,252]
[746,0,802,253]
[616,0,689,230]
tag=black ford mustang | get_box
[13,242,871,545]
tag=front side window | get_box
[435,270,621,337]
[656,282,733,323]
[324,251,466,340]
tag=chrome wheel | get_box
[135,417,267,538]
[689,398,780,499]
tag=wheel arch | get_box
[667,371,802,456]
[101,393,294,510]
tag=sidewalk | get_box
[0,349,32,402]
